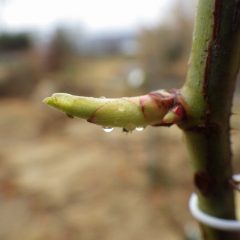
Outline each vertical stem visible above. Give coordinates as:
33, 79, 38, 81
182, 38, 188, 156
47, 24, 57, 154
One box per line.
181, 0, 240, 239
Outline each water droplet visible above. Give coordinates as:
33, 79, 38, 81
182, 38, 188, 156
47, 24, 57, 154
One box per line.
103, 127, 114, 133
136, 127, 144, 132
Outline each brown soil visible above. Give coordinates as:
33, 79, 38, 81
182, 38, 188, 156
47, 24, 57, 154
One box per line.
0, 98, 199, 240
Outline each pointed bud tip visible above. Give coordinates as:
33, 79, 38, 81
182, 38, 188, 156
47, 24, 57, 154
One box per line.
43, 96, 52, 105
43, 96, 60, 109
43, 93, 73, 106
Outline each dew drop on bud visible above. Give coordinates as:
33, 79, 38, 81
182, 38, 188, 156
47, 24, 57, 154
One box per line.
136, 127, 144, 132
103, 127, 114, 133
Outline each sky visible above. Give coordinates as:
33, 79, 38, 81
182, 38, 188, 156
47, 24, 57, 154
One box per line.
0, 0, 176, 33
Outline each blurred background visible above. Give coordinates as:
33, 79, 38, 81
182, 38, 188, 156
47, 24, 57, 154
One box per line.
0, 0, 240, 239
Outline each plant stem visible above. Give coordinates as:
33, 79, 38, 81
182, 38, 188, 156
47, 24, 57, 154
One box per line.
181, 0, 240, 239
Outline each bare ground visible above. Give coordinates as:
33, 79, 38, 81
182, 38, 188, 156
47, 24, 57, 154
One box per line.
0, 98, 200, 240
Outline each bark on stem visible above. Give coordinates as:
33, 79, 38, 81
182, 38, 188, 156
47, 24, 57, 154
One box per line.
181, 0, 240, 239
